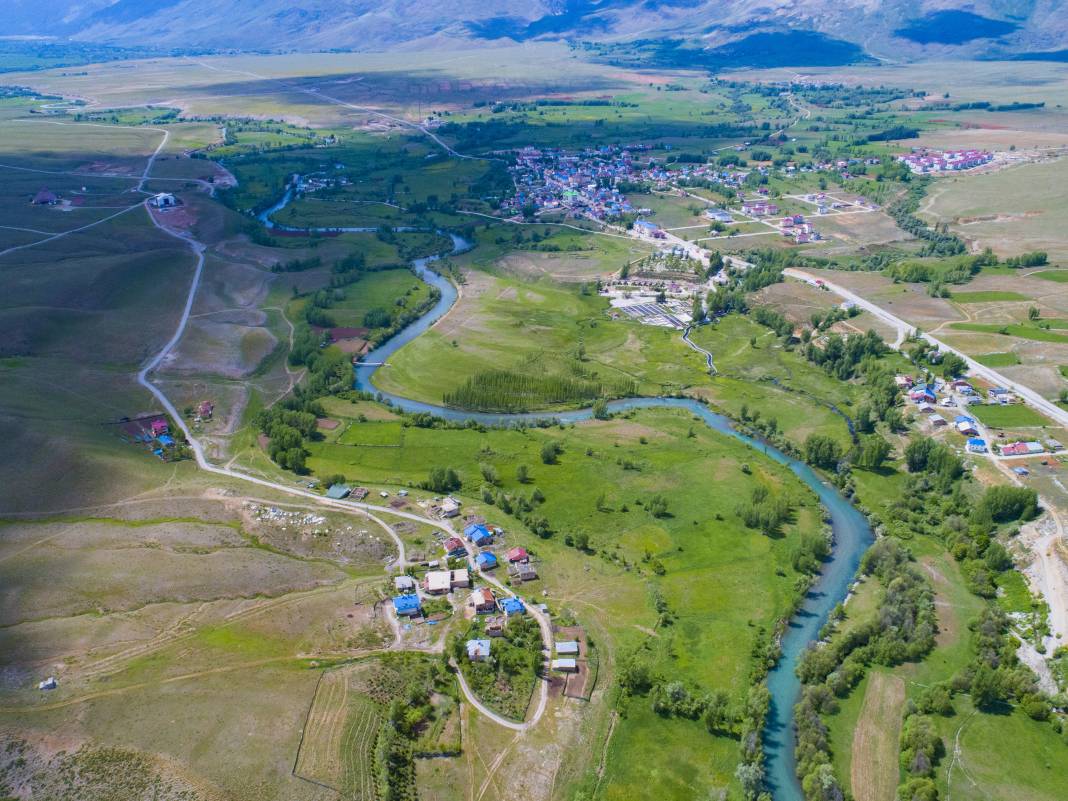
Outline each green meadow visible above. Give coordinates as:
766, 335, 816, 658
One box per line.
970, 404, 1051, 428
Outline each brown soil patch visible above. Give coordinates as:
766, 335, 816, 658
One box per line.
316, 418, 340, 430
850, 672, 906, 801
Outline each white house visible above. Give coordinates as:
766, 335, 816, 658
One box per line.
150, 192, 177, 208
424, 570, 451, 595
440, 497, 461, 518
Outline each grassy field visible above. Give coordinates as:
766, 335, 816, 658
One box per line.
305, 403, 823, 800
951, 290, 1031, 303
970, 404, 1051, 428
924, 157, 1068, 263
949, 322, 1068, 344
974, 352, 1021, 367
374, 268, 709, 405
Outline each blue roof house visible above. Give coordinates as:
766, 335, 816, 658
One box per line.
500, 597, 526, 616
393, 595, 422, 617
464, 523, 492, 546
475, 552, 498, 570
157, 435, 175, 446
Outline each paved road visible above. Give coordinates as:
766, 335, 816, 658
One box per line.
784, 267, 1068, 429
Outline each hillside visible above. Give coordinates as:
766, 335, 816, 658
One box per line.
4, 0, 1068, 64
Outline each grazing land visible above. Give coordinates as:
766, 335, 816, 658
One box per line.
0, 38, 1067, 801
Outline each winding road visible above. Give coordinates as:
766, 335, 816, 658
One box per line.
139, 200, 553, 732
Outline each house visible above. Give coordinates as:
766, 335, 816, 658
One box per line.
507, 547, 529, 563
485, 615, 507, 636
475, 552, 498, 571
424, 570, 452, 595
444, 537, 467, 557
704, 208, 734, 223
499, 597, 526, 616
555, 641, 580, 655
157, 434, 175, 447
967, 438, 988, 453
38, 677, 57, 690
392, 595, 422, 617
466, 639, 492, 661
988, 388, 1013, 404
471, 587, 496, 613
954, 416, 978, 436
325, 484, 351, 500
32, 188, 58, 205
909, 386, 936, 404
394, 575, 417, 593
929, 414, 947, 427
464, 523, 493, 546
440, 497, 462, 518
196, 400, 214, 420
150, 418, 169, 437
150, 192, 177, 208
512, 562, 538, 582
551, 658, 578, 672
450, 569, 470, 589
633, 220, 664, 238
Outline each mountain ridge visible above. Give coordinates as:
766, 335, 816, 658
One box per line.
4, 1, 1067, 64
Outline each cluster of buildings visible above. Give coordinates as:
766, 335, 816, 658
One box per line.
740, 200, 779, 217
779, 214, 822, 244
116, 414, 182, 460
499, 143, 753, 223
896, 148, 994, 174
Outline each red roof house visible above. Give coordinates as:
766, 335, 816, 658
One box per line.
507, 547, 529, 563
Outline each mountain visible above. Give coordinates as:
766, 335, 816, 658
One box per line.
5, 0, 1068, 64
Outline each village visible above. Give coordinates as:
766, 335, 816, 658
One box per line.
901, 372, 1065, 472
319, 483, 594, 697
492, 141, 899, 252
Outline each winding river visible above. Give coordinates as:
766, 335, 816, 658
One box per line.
347, 236, 875, 800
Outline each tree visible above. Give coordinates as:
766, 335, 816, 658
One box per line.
540, 441, 561, 465
804, 434, 842, 470
970, 663, 1000, 709
854, 435, 891, 470
735, 762, 765, 801
573, 531, 590, 551
647, 494, 669, 518
592, 398, 610, 420
424, 466, 461, 493
480, 463, 499, 486
896, 778, 938, 801
702, 689, 732, 734
941, 352, 967, 379
515, 464, 531, 484
322, 473, 346, 488
1029, 305, 1040, 321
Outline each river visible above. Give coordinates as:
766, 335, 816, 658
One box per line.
347, 234, 875, 799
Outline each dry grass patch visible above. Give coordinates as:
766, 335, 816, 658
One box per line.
850, 671, 905, 801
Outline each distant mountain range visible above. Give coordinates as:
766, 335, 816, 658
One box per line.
5, 0, 1068, 65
